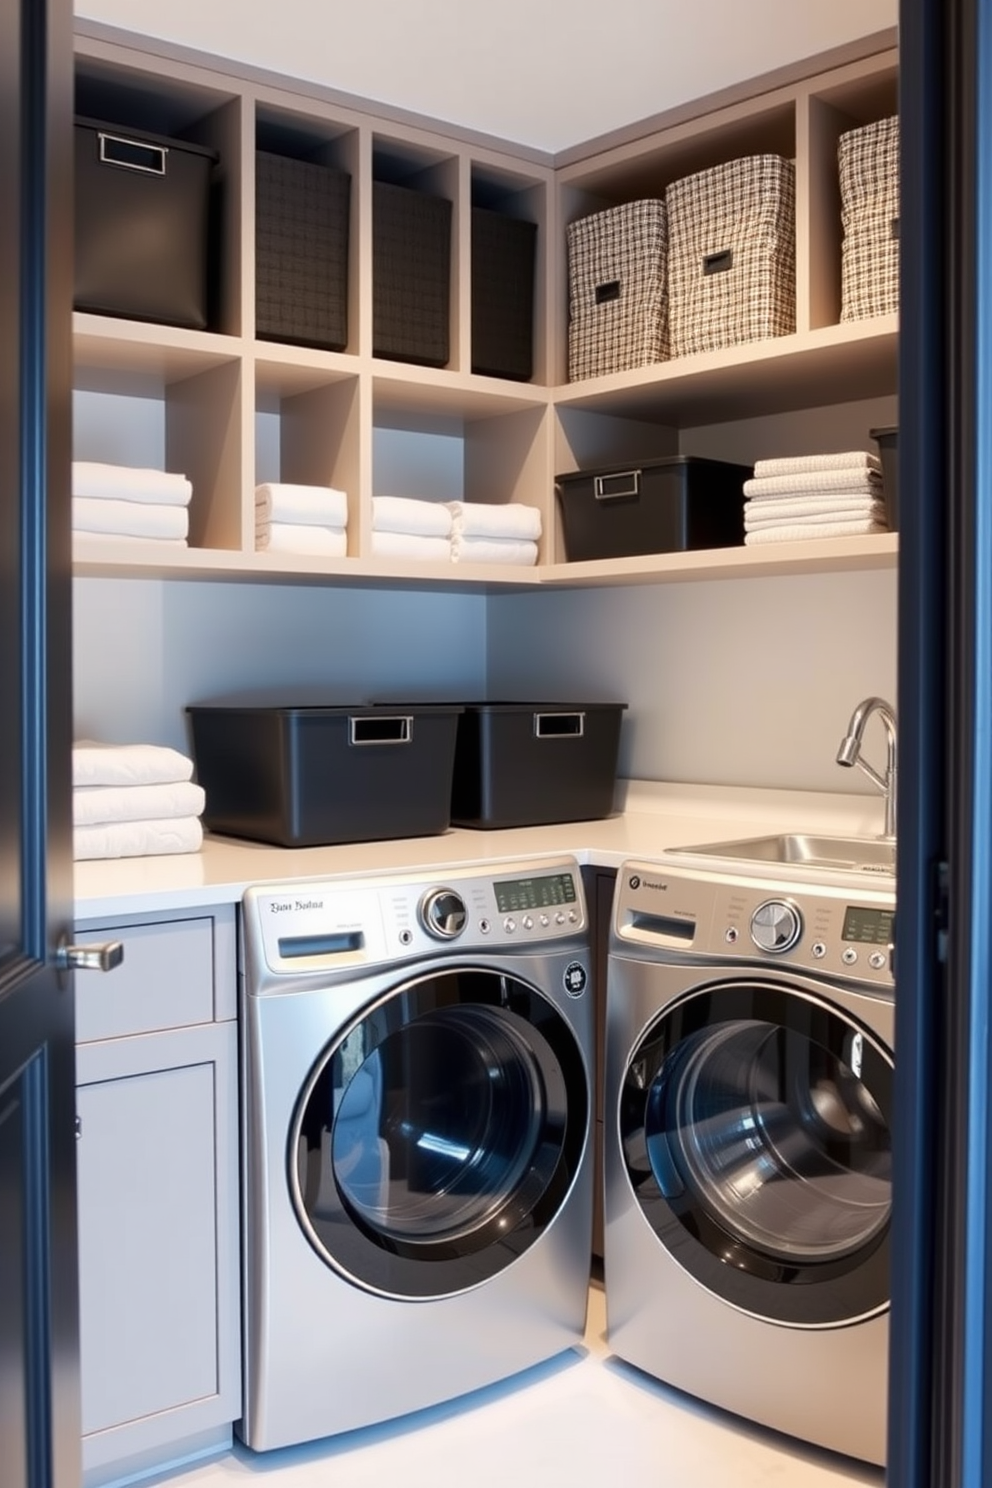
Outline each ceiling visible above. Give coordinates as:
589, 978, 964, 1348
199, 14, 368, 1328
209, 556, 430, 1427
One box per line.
74, 0, 897, 155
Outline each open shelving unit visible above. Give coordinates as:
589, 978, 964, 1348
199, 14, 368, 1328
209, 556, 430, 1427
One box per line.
71, 25, 899, 591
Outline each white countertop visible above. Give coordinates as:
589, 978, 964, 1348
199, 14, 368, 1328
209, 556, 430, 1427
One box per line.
73, 779, 889, 922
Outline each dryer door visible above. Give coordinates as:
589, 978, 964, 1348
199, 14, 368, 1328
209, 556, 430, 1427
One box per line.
620, 979, 892, 1327
290, 967, 588, 1298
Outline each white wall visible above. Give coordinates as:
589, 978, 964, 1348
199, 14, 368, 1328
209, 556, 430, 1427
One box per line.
73, 0, 898, 154
488, 569, 897, 794
73, 580, 489, 752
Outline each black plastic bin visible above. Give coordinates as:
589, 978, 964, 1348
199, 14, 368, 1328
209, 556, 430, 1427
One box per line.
255, 151, 350, 351
74, 117, 217, 329
870, 426, 898, 530
373, 180, 451, 366
555, 455, 750, 562
471, 207, 537, 380
187, 701, 462, 847
449, 702, 626, 829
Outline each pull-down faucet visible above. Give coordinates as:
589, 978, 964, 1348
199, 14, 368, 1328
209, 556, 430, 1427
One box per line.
835, 697, 898, 841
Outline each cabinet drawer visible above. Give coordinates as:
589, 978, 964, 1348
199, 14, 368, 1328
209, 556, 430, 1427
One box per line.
75, 917, 215, 1042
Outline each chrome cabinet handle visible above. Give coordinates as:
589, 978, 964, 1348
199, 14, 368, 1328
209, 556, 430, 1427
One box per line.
56, 938, 124, 973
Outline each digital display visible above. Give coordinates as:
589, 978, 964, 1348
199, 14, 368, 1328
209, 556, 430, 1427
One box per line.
494, 873, 577, 913
842, 906, 895, 946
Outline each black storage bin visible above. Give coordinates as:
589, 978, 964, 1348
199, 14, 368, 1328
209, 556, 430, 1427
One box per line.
255, 151, 350, 351
555, 455, 751, 562
74, 117, 216, 329
450, 702, 626, 829
870, 426, 899, 529
187, 701, 462, 847
373, 180, 451, 366
471, 207, 537, 380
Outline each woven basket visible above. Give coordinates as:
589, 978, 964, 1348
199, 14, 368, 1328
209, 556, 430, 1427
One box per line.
373, 181, 451, 367
566, 199, 668, 381
839, 116, 899, 322
471, 208, 537, 381
255, 152, 350, 351
666, 154, 795, 358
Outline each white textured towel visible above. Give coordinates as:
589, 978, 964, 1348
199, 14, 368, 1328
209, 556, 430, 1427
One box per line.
446, 501, 542, 540
71, 461, 192, 506
73, 498, 189, 540
450, 535, 539, 566
372, 496, 453, 537
254, 483, 348, 527
371, 531, 451, 561
744, 520, 890, 545
256, 524, 348, 557
73, 780, 206, 828
744, 470, 882, 499
745, 497, 888, 530
73, 742, 194, 789
753, 451, 882, 480
73, 816, 204, 861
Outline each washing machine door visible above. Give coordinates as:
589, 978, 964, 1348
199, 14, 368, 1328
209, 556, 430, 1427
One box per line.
619, 979, 892, 1327
290, 966, 588, 1298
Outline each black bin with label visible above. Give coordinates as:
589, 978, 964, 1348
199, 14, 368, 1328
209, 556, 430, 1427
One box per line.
449, 702, 626, 829
555, 455, 750, 561
187, 700, 462, 847
74, 117, 217, 329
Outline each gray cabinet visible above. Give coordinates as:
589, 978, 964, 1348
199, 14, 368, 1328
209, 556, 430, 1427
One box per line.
74, 906, 240, 1488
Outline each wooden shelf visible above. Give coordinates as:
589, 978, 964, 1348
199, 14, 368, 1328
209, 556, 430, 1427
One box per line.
552, 317, 898, 426
540, 532, 898, 588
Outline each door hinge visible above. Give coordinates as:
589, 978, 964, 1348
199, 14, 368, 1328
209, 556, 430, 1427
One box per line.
935, 860, 950, 964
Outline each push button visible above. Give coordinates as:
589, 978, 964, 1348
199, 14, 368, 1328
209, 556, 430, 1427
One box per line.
503, 917, 516, 933
868, 950, 887, 970
522, 915, 534, 930
842, 947, 858, 966
811, 942, 826, 959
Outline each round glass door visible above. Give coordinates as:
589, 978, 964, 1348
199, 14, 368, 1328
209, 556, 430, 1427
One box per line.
620, 980, 892, 1327
291, 967, 588, 1298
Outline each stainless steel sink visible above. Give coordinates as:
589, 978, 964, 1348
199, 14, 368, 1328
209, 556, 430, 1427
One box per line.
666, 832, 896, 875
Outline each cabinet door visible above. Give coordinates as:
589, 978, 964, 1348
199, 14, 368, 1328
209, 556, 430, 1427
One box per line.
75, 1021, 239, 1475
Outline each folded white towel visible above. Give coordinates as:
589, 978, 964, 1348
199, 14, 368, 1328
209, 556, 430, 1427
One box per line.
744, 519, 890, 545
445, 501, 542, 540
372, 496, 453, 537
73, 816, 204, 861
73, 741, 194, 789
450, 535, 539, 566
73, 532, 189, 548
71, 461, 192, 506
255, 523, 348, 557
73, 497, 189, 541
744, 497, 889, 530
254, 483, 348, 527
73, 780, 206, 828
753, 451, 882, 480
744, 470, 882, 499
371, 531, 451, 561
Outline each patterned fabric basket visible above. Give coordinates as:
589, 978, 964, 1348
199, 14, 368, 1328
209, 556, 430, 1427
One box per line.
255, 152, 350, 351
838, 115, 899, 322
566, 199, 668, 381
666, 154, 795, 358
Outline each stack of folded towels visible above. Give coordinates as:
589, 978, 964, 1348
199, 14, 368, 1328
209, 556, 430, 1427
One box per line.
743, 451, 888, 545
255, 483, 348, 557
72, 742, 206, 861
72, 461, 192, 546
371, 496, 453, 562
446, 501, 541, 566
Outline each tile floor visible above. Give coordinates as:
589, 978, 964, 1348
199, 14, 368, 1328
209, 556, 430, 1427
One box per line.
142, 1283, 886, 1488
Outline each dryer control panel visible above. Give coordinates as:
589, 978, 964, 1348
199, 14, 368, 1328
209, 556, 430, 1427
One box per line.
614, 859, 895, 991
243, 856, 587, 975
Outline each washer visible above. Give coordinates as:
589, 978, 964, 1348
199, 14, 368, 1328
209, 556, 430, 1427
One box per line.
604, 857, 895, 1466
238, 855, 593, 1452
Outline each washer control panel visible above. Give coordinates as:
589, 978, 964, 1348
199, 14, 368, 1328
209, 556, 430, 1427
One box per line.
245, 856, 587, 973
615, 859, 895, 990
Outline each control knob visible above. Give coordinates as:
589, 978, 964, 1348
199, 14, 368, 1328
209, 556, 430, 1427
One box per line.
750, 899, 802, 954
420, 888, 467, 940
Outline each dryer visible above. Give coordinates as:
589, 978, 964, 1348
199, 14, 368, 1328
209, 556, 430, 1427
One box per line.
604, 857, 894, 1466
239, 856, 593, 1452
